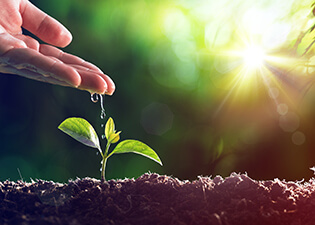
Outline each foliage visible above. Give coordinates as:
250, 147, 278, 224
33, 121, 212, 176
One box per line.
58, 117, 162, 181
2, 0, 315, 182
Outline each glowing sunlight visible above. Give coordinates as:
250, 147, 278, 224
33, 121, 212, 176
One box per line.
242, 45, 266, 69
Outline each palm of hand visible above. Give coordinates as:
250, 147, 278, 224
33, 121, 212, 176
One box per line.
0, 0, 115, 95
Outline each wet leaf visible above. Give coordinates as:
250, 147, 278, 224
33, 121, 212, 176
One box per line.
110, 140, 162, 165
105, 117, 115, 140
108, 131, 121, 144
58, 117, 100, 149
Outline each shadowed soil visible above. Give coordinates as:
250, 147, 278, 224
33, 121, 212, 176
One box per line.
1, 173, 315, 225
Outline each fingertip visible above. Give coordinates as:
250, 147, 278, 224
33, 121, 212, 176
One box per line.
57, 27, 72, 48
101, 74, 116, 96
44, 22, 72, 48
77, 71, 108, 94
105, 82, 115, 96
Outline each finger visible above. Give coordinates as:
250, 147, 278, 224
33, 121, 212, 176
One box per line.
65, 64, 115, 95
14, 34, 40, 51
20, 1, 72, 47
39, 44, 102, 73
0, 33, 27, 55
39, 44, 115, 94
97, 73, 115, 95
76, 70, 108, 94
3, 48, 81, 86
73, 66, 115, 95
80, 61, 104, 74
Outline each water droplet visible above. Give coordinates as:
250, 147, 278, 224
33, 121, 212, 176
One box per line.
91, 93, 99, 103
101, 134, 106, 140
99, 94, 106, 120
96, 152, 99, 156
101, 124, 104, 128
90, 93, 106, 119
100, 112, 106, 119
100, 167, 102, 172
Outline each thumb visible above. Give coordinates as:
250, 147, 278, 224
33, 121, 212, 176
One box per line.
20, 1, 72, 47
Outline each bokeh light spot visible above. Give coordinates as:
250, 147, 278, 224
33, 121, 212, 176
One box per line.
279, 112, 300, 132
163, 8, 191, 42
292, 131, 306, 145
277, 103, 289, 115
141, 102, 174, 136
268, 87, 280, 99
205, 21, 232, 48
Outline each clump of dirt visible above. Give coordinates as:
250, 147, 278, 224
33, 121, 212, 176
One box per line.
1, 173, 315, 225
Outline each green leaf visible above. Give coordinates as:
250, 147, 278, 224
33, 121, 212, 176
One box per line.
58, 117, 100, 149
110, 140, 162, 166
105, 117, 115, 140
108, 131, 121, 144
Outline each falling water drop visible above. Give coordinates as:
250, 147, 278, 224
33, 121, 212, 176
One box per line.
101, 124, 104, 128
91, 93, 99, 103
90, 93, 106, 120
96, 152, 99, 156
101, 112, 106, 120
101, 134, 106, 140
99, 94, 106, 119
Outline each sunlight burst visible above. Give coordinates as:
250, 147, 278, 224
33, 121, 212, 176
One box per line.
242, 46, 266, 69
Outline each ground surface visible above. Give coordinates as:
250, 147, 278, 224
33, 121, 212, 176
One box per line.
1, 173, 315, 225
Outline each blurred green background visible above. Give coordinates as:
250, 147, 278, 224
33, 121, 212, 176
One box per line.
1, 0, 315, 182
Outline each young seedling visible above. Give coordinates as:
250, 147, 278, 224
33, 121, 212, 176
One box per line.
58, 117, 162, 182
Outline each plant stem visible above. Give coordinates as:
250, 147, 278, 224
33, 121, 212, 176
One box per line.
105, 142, 110, 157
101, 156, 108, 183
101, 142, 111, 183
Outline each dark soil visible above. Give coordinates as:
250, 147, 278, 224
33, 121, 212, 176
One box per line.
1, 173, 315, 225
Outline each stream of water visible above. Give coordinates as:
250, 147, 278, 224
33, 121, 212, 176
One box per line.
90, 93, 106, 120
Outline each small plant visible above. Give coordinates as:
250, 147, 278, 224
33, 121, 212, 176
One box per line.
58, 117, 162, 182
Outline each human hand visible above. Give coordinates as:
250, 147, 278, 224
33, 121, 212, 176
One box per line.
0, 0, 115, 95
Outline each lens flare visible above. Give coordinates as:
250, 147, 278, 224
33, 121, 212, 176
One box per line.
242, 46, 265, 69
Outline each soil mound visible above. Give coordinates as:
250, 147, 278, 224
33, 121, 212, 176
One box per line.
1, 173, 315, 225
